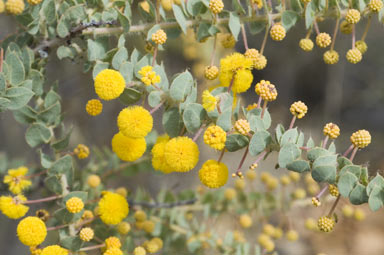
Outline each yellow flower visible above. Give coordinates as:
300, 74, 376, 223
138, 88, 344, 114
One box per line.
354, 208, 365, 221
151, 134, 173, 174
27, 0, 42, 5
104, 248, 123, 255
17, 216, 47, 247
66, 197, 84, 213
345, 9, 361, 24
152, 29, 167, 45
342, 205, 354, 217
293, 188, 306, 199
105, 236, 122, 249
355, 40, 368, 54
323, 50, 339, 65
219, 53, 254, 93
5, 0, 24, 15
79, 227, 94, 242
270, 24, 286, 41
286, 230, 299, 241
98, 192, 129, 225
117, 222, 131, 235
30, 246, 42, 255
86, 99, 103, 116
199, 160, 228, 188
254, 54, 267, 70
74, 144, 90, 159
224, 188, 236, 200
368, 0, 383, 12
204, 66, 219, 80
134, 246, 147, 255
87, 174, 101, 188
346, 48, 362, 64
112, 132, 147, 161
94, 69, 125, 101
82, 210, 94, 219
263, 224, 276, 236
305, 218, 317, 230
251, 0, 263, 8
203, 125, 226, 150
0, 195, 29, 219
299, 38, 314, 52
134, 210, 147, 222
139, 0, 150, 13
41, 245, 68, 255
239, 214, 252, 228
255, 80, 277, 101
0, 0, 4, 13
209, 0, 224, 14
138, 66, 161, 86
323, 123, 340, 139
117, 106, 153, 138
318, 216, 335, 232
115, 187, 128, 197
142, 220, 155, 233
290, 101, 308, 119
202, 90, 218, 112
350, 129, 371, 148
246, 103, 258, 111
220, 33, 236, 48
35, 209, 50, 222
164, 136, 200, 172
316, 33, 332, 48
234, 119, 250, 135
3, 166, 31, 194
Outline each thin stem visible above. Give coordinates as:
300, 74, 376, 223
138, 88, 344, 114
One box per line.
251, 150, 268, 166
47, 224, 69, 231
313, 19, 320, 35
316, 185, 328, 199
235, 146, 249, 175
23, 195, 62, 204
0, 48, 3, 73
352, 25, 356, 49
79, 244, 106, 252
227, 74, 235, 93
261, 100, 268, 119
257, 96, 262, 109
192, 124, 206, 142
210, 35, 218, 66
322, 136, 329, 148
152, 45, 158, 66
241, 24, 249, 50
305, 27, 312, 39
288, 116, 296, 129
361, 15, 372, 41
260, 24, 269, 54
26, 169, 48, 179
218, 149, 225, 163
327, 194, 341, 217
343, 144, 354, 157
349, 147, 358, 161
155, 0, 161, 24
330, 19, 340, 51
150, 101, 164, 114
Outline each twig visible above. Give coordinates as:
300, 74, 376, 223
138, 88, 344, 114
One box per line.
192, 124, 206, 142
218, 149, 225, 163
260, 24, 269, 54
241, 24, 249, 50
79, 244, 105, 252
210, 35, 217, 66
128, 198, 197, 208
23, 195, 62, 204
288, 116, 296, 129
321, 136, 329, 148
361, 15, 372, 41
150, 101, 164, 114
330, 19, 340, 51
327, 194, 340, 217
235, 146, 249, 175
343, 144, 354, 157
352, 25, 356, 49
313, 19, 320, 35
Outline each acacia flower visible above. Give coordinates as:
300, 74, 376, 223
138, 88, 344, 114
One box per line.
3, 166, 32, 195
199, 160, 229, 188
17, 216, 47, 247
98, 192, 129, 225
138, 65, 161, 86
202, 90, 218, 112
0, 195, 29, 219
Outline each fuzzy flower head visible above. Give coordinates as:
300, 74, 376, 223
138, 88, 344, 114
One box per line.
350, 129, 371, 148
0, 0, 4, 13
270, 23, 286, 41
239, 214, 252, 228
0, 195, 29, 219
134, 246, 147, 255
5, 0, 25, 15
79, 227, 94, 242
355, 40, 368, 54
299, 38, 314, 52
105, 236, 122, 249
94, 69, 125, 101
323, 123, 340, 139
202, 90, 218, 112
290, 101, 308, 119
219, 53, 254, 93
104, 248, 123, 255
234, 119, 251, 136
3, 166, 31, 194
203, 125, 226, 150
112, 132, 147, 161
316, 33, 332, 48
41, 245, 68, 255
138, 65, 161, 86
255, 80, 278, 101
86, 99, 103, 116
98, 192, 129, 225
346, 48, 362, 64
318, 216, 335, 232
27, 0, 43, 5
152, 29, 167, 45
244, 48, 259, 61
246, 103, 258, 111
117, 106, 153, 138
368, 0, 383, 12
220, 33, 236, 48
254, 54, 267, 70
323, 50, 339, 65
74, 144, 90, 159
151, 134, 173, 174
117, 222, 131, 235
204, 66, 219, 80
346, 9, 361, 24
164, 136, 200, 172
209, 0, 224, 14
199, 160, 228, 188
340, 20, 353, 34
17, 216, 47, 247
66, 197, 84, 213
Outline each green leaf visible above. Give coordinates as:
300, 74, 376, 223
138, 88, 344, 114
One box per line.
102, 8, 118, 22
249, 130, 271, 156
349, 183, 368, 205
286, 159, 310, 173
148, 90, 162, 108
280, 128, 298, 146
25, 123, 52, 147
305, 2, 315, 29
119, 61, 134, 83
57, 5, 86, 38
87, 39, 107, 62
0, 73, 6, 93
5, 52, 25, 85
61, 236, 83, 251
92, 62, 109, 78
170, 71, 194, 101
182, 103, 206, 133
119, 88, 142, 105
51, 128, 72, 151
225, 134, 249, 152
312, 165, 337, 183
173, 5, 187, 34
45, 176, 63, 194
118, 10, 130, 33
367, 173, 384, 195
38, 102, 61, 125
49, 155, 73, 175
29, 69, 44, 96
64, 191, 88, 202
278, 143, 301, 168
153, 65, 169, 90
337, 156, 352, 170
281, 11, 299, 31
338, 172, 358, 197
291, 0, 303, 12
186, 0, 207, 16
275, 124, 285, 143
196, 22, 220, 42
339, 165, 361, 178
307, 147, 330, 161
216, 108, 232, 132
112, 47, 128, 70
162, 107, 184, 137
57, 46, 76, 60
249, 21, 266, 35
13, 106, 37, 124
42, 0, 57, 24
368, 186, 384, 211
229, 12, 241, 40
247, 108, 271, 131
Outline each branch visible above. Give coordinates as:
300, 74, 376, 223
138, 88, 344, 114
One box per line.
128, 198, 197, 208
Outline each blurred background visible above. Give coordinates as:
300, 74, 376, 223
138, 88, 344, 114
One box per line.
1, 8, 384, 255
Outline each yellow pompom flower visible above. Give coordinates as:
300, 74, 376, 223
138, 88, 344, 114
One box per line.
246, 170, 257, 180
255, 80, 278, 101
251, 0, 263, 8
151, 237, 163, 250
209, 0, 224, 14
293, 188, 306, 199
220, 33, 236, 48
368, 0, 383, 12
152, 29, 167, 45
311, 197, 321, 207
79, 227, 94, 242
355, 40, 368, 54
139, 0, 150, 13
323, 123, 340, 139
239, 214, 253, 228
290, 101, 308, 119
94, 69, 125, 101
199, 160, 228, 188
105, 236, 122, 249
5, 0, 24, 15
244, 48, 259, 61
340, 20, 353, 34
27, 0, 42, 5
134, 210, 147, 222
305, 218, 317, 230
3, 166, 31, 194
286, 230, 299, 241
342, 205, 354, 217
204, 65, 219, 80
99, 192, 129, 225
117, 106, 153, 138
354, 208, 365, 221
254, 54, 267, 70
82, 210, 94, 220
0, 0, 4, 13
316, 33, 332, 48
86, 99, 103, 116
112, 132, 146, 161
350, 129, 371, 148
104, 248, 123, 255
74, 144, 90, 159
134, 246, 147, 255
0, 195, 29, 219
270, 24, 286, 41
117, 222, 131, 235
151, 134, 173, 174
346, 48, 362, 64
17, 216, 47, 247
280, 175, 291, 185
224, 188, 236, 200
318, 216, 335, 232
266, 177, 278, 190
203, 125, 226, 150
346, 9, 361, 24
115, 187, 128, 197
87, 174, 101, 188
41, 245, 68, 255
289, 172, 300, 182
138, 65, 161, 86
219, 53, 254, 93
161, 0, 172, 11
323, 50, 339, 65
234, 119, 251, 136
142, 220, 155, 233
66, 197, 84, 213
30, 246, 42, 255
299, 38, 314, 51
202, 90, 218, 112
235, 178, 245, 190
246, 103, 258, 111
164, 136, 199, 172
263, 224, 276, 236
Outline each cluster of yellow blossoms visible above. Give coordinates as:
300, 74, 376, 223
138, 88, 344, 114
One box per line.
0, 0, 42, 15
